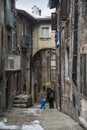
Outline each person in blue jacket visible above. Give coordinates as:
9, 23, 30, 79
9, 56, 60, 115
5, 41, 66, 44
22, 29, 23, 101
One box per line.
40, 98, 46, 109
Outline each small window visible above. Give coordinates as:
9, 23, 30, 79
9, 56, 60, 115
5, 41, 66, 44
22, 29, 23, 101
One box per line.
73, 94, 76, 107
51, 60, 56, 70
23, 21, 26, 35
65, 47, 69, 77
80, 54, 87, 97
7, 35, 11, 54
19, 23, 22, 33
12, 31, 16, 50
40, 26, 51, 38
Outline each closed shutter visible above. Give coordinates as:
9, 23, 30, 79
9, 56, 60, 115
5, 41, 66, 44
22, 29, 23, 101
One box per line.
60, 0, 67, 21
51, 13, 57, 30
80, 54, 87, 97
48, 0, 59, 9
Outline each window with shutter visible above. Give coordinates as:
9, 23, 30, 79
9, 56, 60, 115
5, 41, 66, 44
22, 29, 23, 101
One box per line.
60, 0, 67, 21
51, 13, 57, 30
80, 54, 87, 97
48, 0, 59, 9
40, 26, 51, 38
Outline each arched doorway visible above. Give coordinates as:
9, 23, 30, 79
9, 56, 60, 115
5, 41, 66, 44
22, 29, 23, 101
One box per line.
32, 48, 56, 102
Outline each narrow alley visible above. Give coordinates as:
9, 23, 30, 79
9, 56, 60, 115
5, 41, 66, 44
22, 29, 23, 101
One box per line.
0, 0, 87, 130
0, 104, 84, 130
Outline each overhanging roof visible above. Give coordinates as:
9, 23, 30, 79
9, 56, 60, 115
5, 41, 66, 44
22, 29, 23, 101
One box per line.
16, 9, 35, 22
48, 0, 59, 9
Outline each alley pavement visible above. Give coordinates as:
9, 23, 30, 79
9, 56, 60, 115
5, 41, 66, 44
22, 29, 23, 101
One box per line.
0, 103, 85, 130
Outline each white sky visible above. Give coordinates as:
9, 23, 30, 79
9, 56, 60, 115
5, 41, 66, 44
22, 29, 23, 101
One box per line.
16, 0, 55, 16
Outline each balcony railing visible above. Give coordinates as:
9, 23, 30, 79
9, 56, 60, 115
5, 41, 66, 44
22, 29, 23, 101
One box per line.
5, 55, 21, 71
21, 35, 30, 48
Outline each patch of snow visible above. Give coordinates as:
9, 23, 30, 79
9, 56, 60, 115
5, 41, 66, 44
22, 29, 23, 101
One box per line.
3, 117, 7, 123
0, 121, 19, 129
16, 94, 29, 98
21, 120, 44, 130
0, 120, 44, 130
23, 108, 42, 116
32, 120, 40, 124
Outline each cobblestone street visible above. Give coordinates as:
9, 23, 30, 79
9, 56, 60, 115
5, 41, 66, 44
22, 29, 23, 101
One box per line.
0, 104, 85, 130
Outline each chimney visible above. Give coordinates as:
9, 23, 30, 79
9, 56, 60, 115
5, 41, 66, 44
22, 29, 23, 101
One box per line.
39, 9, 41, 16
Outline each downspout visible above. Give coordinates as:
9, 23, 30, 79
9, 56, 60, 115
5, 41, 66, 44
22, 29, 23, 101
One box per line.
30, 26, 33, 95
72, 0, 78, 85
59, 25, 62, 111
57, 9, 62, 111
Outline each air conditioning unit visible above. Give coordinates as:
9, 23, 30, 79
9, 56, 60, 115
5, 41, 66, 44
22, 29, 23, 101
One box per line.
5, 55, 21, 70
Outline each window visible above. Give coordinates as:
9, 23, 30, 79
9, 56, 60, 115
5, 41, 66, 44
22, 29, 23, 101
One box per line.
51, 13, 57, 30
19, 23, 22, 33
40, 26, 51, 38
7, 35, 11, 54
65, 47, 69, 77
82, 1, 87, 21
80, 54, 87, 97
73, 94, 76, 107
51, 60, 56, 70
23, 21, 26, 35
12, 31, 16, 50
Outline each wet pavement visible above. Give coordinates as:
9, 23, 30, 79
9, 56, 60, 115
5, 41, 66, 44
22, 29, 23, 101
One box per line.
0, 104, 85, 130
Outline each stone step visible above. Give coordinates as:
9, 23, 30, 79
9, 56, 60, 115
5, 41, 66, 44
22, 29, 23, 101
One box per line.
13, 94, 32, 108
13, 103, 27, 108
13, 99, 28, 104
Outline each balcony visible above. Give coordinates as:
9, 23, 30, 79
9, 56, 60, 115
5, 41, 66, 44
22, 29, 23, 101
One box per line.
5, 9, 14, 28
5, 55, 21, 71
21, 35, 30, 48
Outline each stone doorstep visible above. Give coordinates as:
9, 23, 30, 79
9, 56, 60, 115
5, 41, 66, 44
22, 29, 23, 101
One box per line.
13, 94, 32, 108
13, 99, 28, 104
12, 103, 27, 108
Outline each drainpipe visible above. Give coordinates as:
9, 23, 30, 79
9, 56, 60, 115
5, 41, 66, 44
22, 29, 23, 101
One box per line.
30, 26, 33, 95
59, 25, 61, 111
57, 10, 62, 111
30, 54, 32, 95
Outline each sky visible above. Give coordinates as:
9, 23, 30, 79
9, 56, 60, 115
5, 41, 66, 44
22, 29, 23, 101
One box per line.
16, 0, 55, 17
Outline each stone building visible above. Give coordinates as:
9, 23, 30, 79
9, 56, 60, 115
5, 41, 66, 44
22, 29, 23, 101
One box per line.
0, 0, 19, 109
0, 0, 5, 110
16, 9, 35, 96
48, 0, 87, 128
32, 17, 56, 103
0, 0, 56, 109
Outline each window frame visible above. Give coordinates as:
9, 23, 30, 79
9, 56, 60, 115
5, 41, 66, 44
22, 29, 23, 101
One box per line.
40, 25, 51, 39
80, 53, 87, 97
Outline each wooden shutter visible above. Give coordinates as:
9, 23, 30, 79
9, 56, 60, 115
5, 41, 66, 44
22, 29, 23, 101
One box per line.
60, 0, 67, 21
80, 54, 87, 97
51, 13, 57, 30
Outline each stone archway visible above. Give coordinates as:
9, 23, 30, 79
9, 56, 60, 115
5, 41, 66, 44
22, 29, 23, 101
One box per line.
32, 48, 56, 102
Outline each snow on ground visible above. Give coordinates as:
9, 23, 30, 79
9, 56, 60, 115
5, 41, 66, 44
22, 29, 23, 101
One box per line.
0, 120, 44, 130
23, 107, 42, 116
0, 121, 19, 129
0, 106, 44, 130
